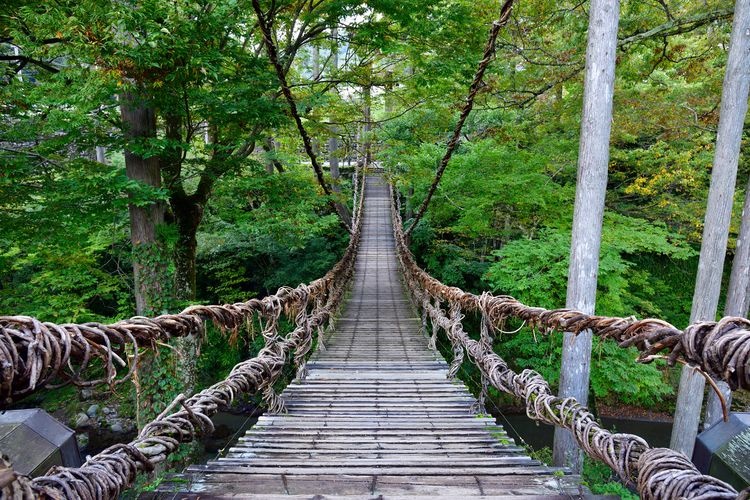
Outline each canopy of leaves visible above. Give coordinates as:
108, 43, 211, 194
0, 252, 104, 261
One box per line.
1, 0, 747, 426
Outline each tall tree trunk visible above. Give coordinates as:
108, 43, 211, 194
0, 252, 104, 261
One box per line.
552, 0, 619, 472
171, 195, 201, 401
327, 27, 351, 228
120, 92, 166, 316
706, 175, 750, 427
724, 177, 750, 319
328, 27, 341, 183
162, 112, 199, 426
311, 45, 321, 156
363, 68, 372, 166
120, 92, 170, 430
384, 70, 394, 116
328, 135, 342, 186
327, 135, 351, 227
671, 0, 750, 456
95, 146, 107, 164
262, 136, 284, 173
312, 46, 320, 78
162, 112, 196, 302
173, 200, 202, 301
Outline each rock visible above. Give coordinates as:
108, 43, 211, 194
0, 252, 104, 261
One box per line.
86, 404, 99, 418
103, 406, 115, 416
76, 432, 89, 450
80, 389, 94, 400
110, 422, 124, 433
74, 413, 90, 428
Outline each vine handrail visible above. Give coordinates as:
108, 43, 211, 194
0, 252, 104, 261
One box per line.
0, 177, 366, 499
390, 182, 747, 500
0, 173, 368, 408
400, 200, 750, 392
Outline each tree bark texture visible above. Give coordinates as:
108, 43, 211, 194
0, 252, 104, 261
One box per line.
160, 113, 201, 409
552, 0, 620, 473
120, 92, 173, 430
326, 27, 352, 228
119, 92, 166, 316
95, 146, 107, 164
262, 136, 284, 173
363, 81, 372, 166
671, 0, 750, 455
725, 176, 750, 319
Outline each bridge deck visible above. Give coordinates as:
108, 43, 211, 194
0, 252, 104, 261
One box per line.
152, 175, 584, 498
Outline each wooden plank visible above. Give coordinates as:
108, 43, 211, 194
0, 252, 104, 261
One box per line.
186, 465, 559, 476
238, 436, 508, 444
242, 429, 510, 436
211, 459, 541, 468
226, 449, 522, 457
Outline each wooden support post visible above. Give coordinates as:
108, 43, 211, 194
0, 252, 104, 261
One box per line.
706, 176, 750, 427
672, 0, 750, 452
552, 0, 620, 473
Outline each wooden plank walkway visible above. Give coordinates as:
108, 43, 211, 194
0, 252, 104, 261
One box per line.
151, 175, 587, 498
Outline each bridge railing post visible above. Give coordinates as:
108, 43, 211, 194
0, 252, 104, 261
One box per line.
446, 303, 465, 379
474, 306, 494, 415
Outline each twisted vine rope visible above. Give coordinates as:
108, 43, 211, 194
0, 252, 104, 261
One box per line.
397, 187, 750, 391
390, 183, 746, 499
0, 177, 365, 499
0, 179, 367, 407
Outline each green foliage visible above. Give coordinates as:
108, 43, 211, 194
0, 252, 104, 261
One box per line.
197, 164, 348, 302
1, 0, 743, 466
135, 346, 185, 426
528, 445, 553, 465
582, 457, 639, 500
0, 155, 135, 321
195, 326, 247, 389
486, 213, 694, 316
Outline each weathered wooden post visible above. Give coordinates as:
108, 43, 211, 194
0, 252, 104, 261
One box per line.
552, 0, 620, 472
671, 0, 750, 455
705, 177, 750, 427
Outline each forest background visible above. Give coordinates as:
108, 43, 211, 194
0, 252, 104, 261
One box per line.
1, 0, 747, 494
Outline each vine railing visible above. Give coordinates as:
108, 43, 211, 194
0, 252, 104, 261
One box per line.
0, 170, 369, 408
0, 173, 366, 499
390, 183, 748, 500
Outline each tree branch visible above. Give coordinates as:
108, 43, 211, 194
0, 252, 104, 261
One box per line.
618, 8, 733, 47
0, 54, 59, 74
404, 0, 515, 237
252, 0, 352, 231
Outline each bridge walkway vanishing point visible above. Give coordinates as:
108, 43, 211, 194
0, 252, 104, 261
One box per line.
152, 175, 586, 499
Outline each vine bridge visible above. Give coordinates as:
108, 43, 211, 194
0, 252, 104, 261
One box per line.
1, 172, 749, 499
